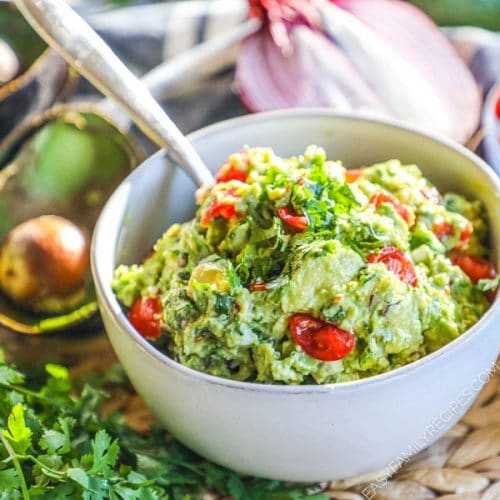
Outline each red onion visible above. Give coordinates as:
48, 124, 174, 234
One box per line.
482, 83, 500, 174
236, 0, 480, 144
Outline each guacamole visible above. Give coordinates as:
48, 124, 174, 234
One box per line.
113, 146, 497, 384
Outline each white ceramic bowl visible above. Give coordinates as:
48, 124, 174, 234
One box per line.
92, 110, 500, 483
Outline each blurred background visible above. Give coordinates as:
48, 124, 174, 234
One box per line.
2, 0, 500, 147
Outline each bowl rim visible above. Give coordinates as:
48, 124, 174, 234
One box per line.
92, 108, 500, 394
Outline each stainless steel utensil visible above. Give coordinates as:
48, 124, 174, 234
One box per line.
0, 16, 257, 335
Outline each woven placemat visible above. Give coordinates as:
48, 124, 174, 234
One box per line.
324, 366, 500, 499
2, 331, 499, 499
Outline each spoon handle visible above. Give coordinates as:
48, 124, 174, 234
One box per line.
14, 0, 214, 186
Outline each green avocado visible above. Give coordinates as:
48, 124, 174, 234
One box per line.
113, 146, 495, 384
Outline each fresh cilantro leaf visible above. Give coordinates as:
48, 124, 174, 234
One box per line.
0, 469, 20, 491
227, 474, 250, 499
303, 199, 335, 231
39, 416, 74, 455
214, 294, 233, 316
45, 364, 69, 380
42, 364, 71, 398
328, 181, 359, 215
0, 353, 324, 499
323, 305, 346, 323
3, 404, 32, 454
225, 263, 241, 290
67, 467, 90, 488
0, 366, 24, 386
39, 428, 68, 455
88, 430, 119, 475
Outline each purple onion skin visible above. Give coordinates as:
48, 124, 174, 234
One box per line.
482, 84, 500, 174
236, 0, 481, 144
237, 27, 388, 113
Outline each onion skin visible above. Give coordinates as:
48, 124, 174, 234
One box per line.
237, 27, 388, 113
236, 0, 480, 144
0, 215, 89, 306
328, 0, 481, 144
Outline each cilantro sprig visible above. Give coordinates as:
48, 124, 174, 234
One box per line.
0, 352, 325, 499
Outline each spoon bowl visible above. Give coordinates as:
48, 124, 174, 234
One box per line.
0, 104, 139, 334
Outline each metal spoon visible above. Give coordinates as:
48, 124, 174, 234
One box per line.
0, 17, 258, 336
14, 0, 214, 186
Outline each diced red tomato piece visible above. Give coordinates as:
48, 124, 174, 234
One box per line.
368, 247, 418, 287
288, 313, 355, 362
215, 162, 248, 183
459, 224, 473, 245
128, 296, 162, 340
201, 201, 237, 226
250, 281, 267, 291
215, 151, 249, 183
201, 188, 240, 227
369, 193, 410, 224
450, 253, 497, 284
433, 222, 455, 239
496, 95, 500, 120
345, 168, 364, 183
277, 207, 308, 231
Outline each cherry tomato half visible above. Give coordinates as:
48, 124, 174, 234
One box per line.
369, 193, 410, 224
368, 247, 418, 287
450, 253, 497, 284
128, 296, 162, 340
345, 168, 364, 183
277, 207, 308, 231
288, 313, 355, 362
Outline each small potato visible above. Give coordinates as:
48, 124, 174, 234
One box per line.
0, 215, 89, 305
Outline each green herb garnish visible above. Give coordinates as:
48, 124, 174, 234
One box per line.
0, 352, 325, 498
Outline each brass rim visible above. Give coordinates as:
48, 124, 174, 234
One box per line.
0, 101, 145, 166
0, 103, 143, 335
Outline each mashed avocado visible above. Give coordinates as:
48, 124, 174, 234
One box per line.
113, 146, 496, 384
